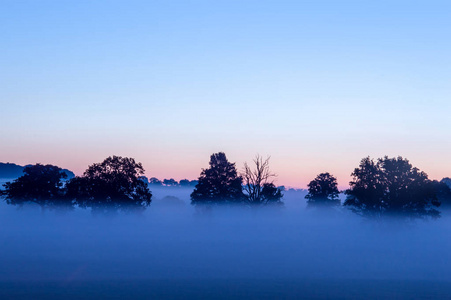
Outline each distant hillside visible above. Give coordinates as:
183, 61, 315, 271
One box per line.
0, 162, 75, 179
0, 163, 24, 179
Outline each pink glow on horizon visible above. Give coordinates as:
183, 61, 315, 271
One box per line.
2, 151, 449, 191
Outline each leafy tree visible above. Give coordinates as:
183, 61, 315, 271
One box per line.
441, 177, 451, 189
343, 157, 385, 214
149, 177, 163, 186
139, 176, 149, 184
66, 156, 152, 211
344, 156, 440, 218
179, 179, 190, 187
261, 183, 283, 204
191, 152, 244, 204
242, 155, 283, 205
431, 179, 451, 208
163, 178, 178, 186
179, 179, 198, 187
2, 164, 70, 208
305, 172, 340, 206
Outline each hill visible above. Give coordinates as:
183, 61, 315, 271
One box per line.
0, 162, 75, 179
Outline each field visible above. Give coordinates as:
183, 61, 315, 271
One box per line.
1, 187, 451, 298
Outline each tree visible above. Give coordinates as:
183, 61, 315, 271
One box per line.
149, 177, 163, 186
179, 179, 199, 187
2, 164, 70, 208
179, 179, 191, 187
261, 183, 283, 204
242, 155, 283, 205
431, 179, 451, 208
344, 156, 440, 218
163, 178, 178, 186
66, 156, 152, 211
139, 176, 149, 185
305, 172, 340, 206
343, 157, 385, 215
441, 177, 451, 189
190, 152, 244, 204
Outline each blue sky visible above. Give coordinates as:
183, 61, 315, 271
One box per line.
1, 0, 450, 187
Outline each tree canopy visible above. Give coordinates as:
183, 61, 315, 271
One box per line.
344, 156, 440, 218
242, 155, 283, 205
163, 178, 178, 186
305, 172, 340, 207
66, 156, 152, 211
260, 183, 283, 204
149, 177, 163, 186
190, 152, 244, 204
441, 177, 451, 189
2, 164, 70, 208
431, 179, 451, 208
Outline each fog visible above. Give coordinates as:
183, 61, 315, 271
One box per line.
2, 188, 451, 298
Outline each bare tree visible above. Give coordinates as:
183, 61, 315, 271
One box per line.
242, 155, 283, 205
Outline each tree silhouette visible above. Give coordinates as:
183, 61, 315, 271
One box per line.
242, 155, 283, 205
305, 172, 340, 207
431, 179, 451, 208
139, 176, 149, 184
442, 177, 451, 189
149, 177, 163, 186
179, 179, 189, 186
2, 164, 71, 208
179, 179, 198, 187
191, 152, 244, 204
261, 183, 283, 204
344, 156, 440, 218
163, 178, 178, 186
66, 156, 152, 212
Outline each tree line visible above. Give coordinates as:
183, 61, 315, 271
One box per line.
1, 153, 451, 218
1, 156, 151, 213
306, 157, 451, 219
144, 177, 198, 187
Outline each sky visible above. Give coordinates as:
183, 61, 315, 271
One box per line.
1, 0, 451, 188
